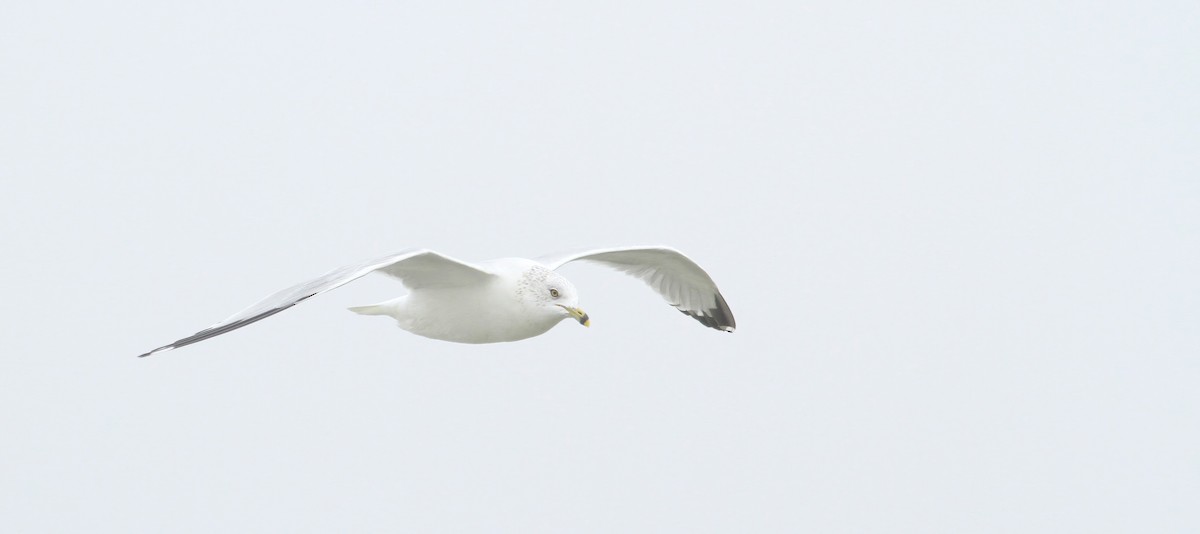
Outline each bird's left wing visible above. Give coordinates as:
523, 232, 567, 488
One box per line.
537, 246, 736, 332
138, 249, 493, 357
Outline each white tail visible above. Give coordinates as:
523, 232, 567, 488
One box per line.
348, 303, 392, 316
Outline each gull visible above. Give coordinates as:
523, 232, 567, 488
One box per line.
138, 246, 736, 357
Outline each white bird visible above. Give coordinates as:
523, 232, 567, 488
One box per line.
138, 246, 736, 357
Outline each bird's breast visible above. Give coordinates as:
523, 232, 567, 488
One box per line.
396, 286, 558, 344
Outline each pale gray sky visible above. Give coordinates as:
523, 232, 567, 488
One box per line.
1, 1, 1197, 532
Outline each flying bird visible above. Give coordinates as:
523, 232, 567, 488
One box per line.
138, 246, 736, 357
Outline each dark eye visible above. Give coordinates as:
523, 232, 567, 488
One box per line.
549, 288, 560, 298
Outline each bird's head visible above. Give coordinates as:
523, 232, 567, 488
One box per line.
516, 266, 589, 327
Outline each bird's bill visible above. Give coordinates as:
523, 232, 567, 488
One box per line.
560, 305, 590, 327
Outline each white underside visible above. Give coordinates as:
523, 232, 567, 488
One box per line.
349, 284, 565, 344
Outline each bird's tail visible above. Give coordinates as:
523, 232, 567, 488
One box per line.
348, 296, 405, 317
348, 303, 391, 316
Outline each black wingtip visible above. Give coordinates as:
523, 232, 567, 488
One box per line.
137, 341, 179, 358
678, 291, 736, 333
137, 346, 168, 358
134, 303, 298, 360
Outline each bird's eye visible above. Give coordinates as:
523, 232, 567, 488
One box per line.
549, 288, 560, 298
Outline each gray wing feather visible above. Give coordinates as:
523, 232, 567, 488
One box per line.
537, 246, 736, 333
138, 249, 493, 357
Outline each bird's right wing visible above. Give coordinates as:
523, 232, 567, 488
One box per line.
138, 249, 493, 357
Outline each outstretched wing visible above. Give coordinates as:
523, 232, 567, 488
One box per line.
537, 246, 736, 332
138, 249, 494, 357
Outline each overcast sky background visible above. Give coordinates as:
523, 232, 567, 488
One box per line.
1, 1, 1197, 532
